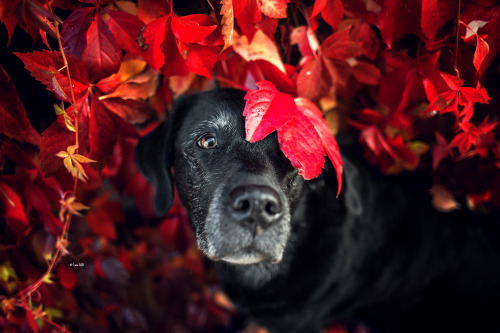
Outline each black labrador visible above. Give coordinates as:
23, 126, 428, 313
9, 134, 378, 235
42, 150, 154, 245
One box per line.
136, 88, 500, 333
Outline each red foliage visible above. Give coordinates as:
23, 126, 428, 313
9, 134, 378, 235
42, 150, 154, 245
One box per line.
0, 0, 499, 332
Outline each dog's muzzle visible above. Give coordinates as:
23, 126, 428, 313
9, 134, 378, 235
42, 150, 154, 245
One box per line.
202, 180, 291, 265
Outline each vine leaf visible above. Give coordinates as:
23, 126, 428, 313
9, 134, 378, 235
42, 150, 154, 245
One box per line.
243, 81, 343, 193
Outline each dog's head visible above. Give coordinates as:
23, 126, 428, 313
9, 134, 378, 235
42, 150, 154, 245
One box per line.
137, 89, 306, 266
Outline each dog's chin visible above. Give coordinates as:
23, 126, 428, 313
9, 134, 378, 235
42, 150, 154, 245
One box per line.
207, 250, 283, 265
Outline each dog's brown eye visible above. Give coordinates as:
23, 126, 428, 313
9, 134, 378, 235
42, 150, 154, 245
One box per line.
198, 134, 217, 149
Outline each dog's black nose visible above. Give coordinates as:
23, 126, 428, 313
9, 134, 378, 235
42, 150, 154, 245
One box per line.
229, 185, 283, 227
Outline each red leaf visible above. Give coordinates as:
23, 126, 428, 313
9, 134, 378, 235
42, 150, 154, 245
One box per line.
473, 34, 490, 73
171, 14, 217, 44
61, 7, 95, 58
180, 43, 219, 79
162, 17, 190, 77
86, 194, 125, 239
244, 81, 343, 186
252, 60, 297, 96
57, 264, 78, 291
421, 0, 457, 40
0, 181, 30, 242
432, 132, 449, 169
295, 98, 343, 194
379, 0, 421, 47
0, 66, 41, 146
99, 98, 154, 123
137, 0, 171, 24
0, 0, 60, 44
321, 27, 362, 60
460, 21, 491, 74
0, 0, 22, 44
82, 14, 122, 81
14, 50, 90, 101
278, 114, 325, 179
310, 0, 343, 31
105, 9, 145, 55
233, 0, 261, 41
89, 97, 118, 164
258, 0, 289, 19
24, 184, 63, 236
243, 81, 295, 142
296, 57, 331, 101
350, 60, 381, 85
140, 16, 169, 70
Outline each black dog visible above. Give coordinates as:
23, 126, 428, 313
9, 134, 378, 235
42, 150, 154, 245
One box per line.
137, 88, 500, 333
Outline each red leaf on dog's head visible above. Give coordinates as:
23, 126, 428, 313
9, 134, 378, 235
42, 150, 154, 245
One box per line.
295, 98, 343, 194
243, 81, 294, 142
258, 0, 289, 19
0, 66, 41, 146
82, 14, 122, 81
244, 81, 343, 190
278, 114, 325, 179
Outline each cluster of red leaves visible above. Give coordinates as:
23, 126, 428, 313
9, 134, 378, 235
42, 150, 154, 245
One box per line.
0, 0, 499, 332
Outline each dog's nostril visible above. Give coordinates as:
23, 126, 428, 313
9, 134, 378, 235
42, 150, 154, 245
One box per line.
234, 198, 250, 212
265, 202, 277, 215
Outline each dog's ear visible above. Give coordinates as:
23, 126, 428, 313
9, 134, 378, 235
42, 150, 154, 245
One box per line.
323, 148, 363, 216
341, 157, 363, 216
136, 121, 174, 216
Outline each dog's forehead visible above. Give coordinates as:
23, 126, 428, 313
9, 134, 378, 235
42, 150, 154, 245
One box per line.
180, 96, 244, 133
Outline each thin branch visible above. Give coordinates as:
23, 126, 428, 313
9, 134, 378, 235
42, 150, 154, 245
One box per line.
454, 0, 462, 77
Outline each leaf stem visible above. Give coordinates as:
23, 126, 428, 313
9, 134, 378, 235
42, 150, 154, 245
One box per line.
454, 0, 461, 77
12, 3, 84, 332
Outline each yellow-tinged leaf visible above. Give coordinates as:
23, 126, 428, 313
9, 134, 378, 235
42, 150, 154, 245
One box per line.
220, 0, 234, 52
42, 273, 54, 284
119, 58, 147, 82
63, 156, 73, 174
56, 151, 69, 158
71, 159, 88, 180
45, 307, 63, 320
232, 29, 286, 73
54, 103, 65, 115
50, 76, 69, 101
0, 262, 17, 282
67, 144, 78, 155
66, 196, 90, 216
72, 154, 96, 164
63, 113, 76, 132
